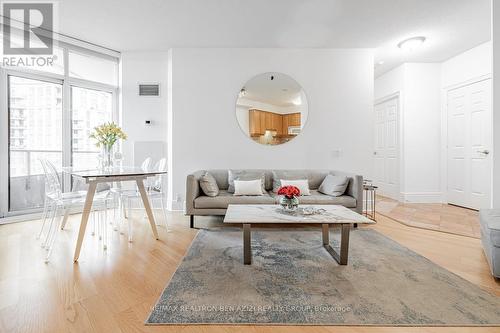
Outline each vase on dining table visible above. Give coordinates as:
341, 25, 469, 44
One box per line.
90, 122, 127, 171
101, 144, 114, 170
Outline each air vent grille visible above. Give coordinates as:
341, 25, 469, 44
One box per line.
139, 84, 160, 96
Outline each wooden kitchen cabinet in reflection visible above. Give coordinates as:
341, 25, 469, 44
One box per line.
249, 109, 301, 137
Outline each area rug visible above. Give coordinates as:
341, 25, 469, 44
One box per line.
147, 228, 500, 326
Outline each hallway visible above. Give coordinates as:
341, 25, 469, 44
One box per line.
376, 196, 480, 238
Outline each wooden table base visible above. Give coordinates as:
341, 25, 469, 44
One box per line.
241, 223, 352, 265
322, 223, 350, 265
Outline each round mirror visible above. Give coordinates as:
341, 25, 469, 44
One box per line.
235, 72, 308, 145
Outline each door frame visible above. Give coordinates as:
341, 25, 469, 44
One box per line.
441, 74, 492, 208
373, 92, 402, 201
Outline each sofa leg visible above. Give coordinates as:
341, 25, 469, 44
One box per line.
190, 215, 194, 229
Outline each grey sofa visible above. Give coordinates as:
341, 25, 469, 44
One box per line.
186, 169, 363, 228
479, 210, 500, 278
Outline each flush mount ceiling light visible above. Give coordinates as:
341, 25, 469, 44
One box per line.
292, 96, 302, 106
397, 36, 426, 51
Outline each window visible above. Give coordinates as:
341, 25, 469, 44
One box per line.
71, 86, 113, 170
0, 42, 65, 75
69, 51, 118, 86
8, 76, 63, 211
1, 45, 119, 216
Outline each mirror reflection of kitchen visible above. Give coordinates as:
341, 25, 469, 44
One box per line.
236, 72, 308, 145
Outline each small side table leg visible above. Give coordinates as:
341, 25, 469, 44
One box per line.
243, 224, 251, 265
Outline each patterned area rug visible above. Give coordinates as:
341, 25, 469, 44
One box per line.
147, 228, 500, 326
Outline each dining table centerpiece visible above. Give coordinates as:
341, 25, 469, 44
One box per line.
89, 122, 127, 169
277, 185, 301, 211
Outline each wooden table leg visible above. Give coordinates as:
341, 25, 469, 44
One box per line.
322, 223, 329, 245
73, 181, 97, 262
136, 178, 159, 240
243, 224, 251, 265
339, 223, 350, 265
323, 223, 351, 265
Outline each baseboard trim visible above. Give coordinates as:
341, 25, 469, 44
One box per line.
167, 199, 184, 212
401, 192, 443, 203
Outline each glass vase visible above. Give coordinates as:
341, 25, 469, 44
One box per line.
279, 196, 299, 211
101, 144, 114, 170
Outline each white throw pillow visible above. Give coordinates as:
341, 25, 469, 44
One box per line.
280, 179, 310, 196
234, 179, 264, 196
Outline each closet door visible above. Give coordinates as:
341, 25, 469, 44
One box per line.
373, 96, 399, 200
447, 79, 492, 209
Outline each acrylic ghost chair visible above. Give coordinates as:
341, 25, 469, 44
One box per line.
37, 159, 111, 262
109, 157, 153, 240
117, 157, 168, 242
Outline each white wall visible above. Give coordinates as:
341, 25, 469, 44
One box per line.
493, 1, 500, 208
120, 52, 168, 167
374, 65, 405, 101
403, 64, 442, 200
374, 63, 442, 202
442, 42, 492, 88
168, 48, 374, 210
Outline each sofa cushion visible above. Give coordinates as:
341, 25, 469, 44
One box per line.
194, 190, 276, 209
270, 190, 356, 207
234, 179, 263, 196
318, 175, 349, 197
228, 170, 265, 193
480, 210, 500, 247
272, 170, 309, 192
280, 179, 311, 196
199, 172, 219, 197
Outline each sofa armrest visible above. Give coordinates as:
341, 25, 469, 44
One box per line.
333, 171, 363, 214
185, 170, 205, 215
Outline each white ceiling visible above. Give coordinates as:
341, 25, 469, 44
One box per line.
241, 73, 303, 107
57, 0, 491, 76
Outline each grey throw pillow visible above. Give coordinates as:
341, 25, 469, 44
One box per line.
272, 170, 308, 192
318, 175, 349, 197
200, 172, 219, 197
228, 170, 265, 193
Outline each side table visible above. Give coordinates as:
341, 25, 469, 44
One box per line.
363, 180, 378, 221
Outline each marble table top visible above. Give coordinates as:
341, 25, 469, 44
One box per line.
223, 204, 374, 224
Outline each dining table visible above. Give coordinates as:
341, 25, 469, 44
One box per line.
63, 166, 167, 262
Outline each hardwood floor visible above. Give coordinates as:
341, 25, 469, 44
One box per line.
0, 210, 498, 333
376, 195, 481, 238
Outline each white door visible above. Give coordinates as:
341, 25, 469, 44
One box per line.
374, 97, 399, 200
447, 79, 492, 210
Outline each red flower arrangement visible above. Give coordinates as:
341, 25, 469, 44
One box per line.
277, 185, 301, 199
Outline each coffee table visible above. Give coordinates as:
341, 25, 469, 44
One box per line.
223, 204, 374, 265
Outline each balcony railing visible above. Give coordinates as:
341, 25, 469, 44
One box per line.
9, 149, 101, 211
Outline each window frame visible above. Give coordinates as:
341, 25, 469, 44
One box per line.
0, 44, 119, 217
